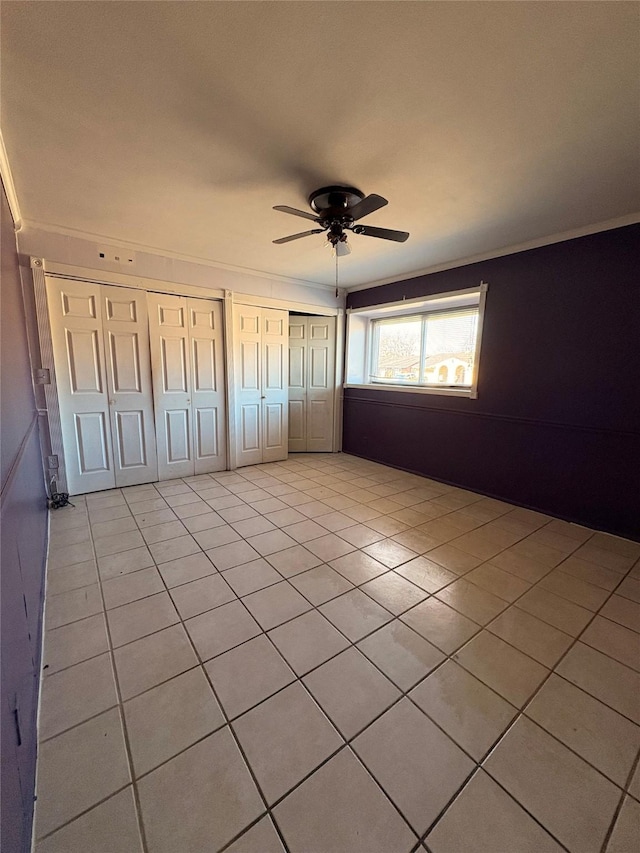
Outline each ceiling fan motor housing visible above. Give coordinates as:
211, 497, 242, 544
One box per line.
308, 186, 365, 220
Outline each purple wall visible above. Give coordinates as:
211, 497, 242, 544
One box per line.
1, 186, 48, 852
345, 224, 640, 540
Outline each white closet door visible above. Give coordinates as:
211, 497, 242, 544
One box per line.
46, 278, 115, 494
147, 293, 194, 480
234, 305, 263, 467
307, 316, 336, 452
262, 309, 288, 462
101, 286, 158, 487
288, 316, 335, 453
288, 317, 307, 453
234, 305, 288, 467
188, 298, 226, 474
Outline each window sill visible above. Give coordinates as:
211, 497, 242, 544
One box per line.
345, 383, 477, 399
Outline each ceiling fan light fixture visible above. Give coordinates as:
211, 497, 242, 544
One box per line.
324, 232, 351, 256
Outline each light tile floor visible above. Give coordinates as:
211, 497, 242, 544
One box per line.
35, 454, 640, 852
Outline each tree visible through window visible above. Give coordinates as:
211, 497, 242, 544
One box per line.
374, 318, 421, 383
371, 307, 479, 386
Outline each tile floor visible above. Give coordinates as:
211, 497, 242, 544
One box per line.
34, 454, 640, 852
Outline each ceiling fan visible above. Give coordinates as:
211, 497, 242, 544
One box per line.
273, 185, 409, 256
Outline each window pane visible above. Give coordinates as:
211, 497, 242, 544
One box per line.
423, 309, 478, 386
371, 317, 422, 383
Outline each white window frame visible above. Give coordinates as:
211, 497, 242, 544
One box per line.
345, 283, 488, 399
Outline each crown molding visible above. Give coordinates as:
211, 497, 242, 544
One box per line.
345, 213, 640, 293
0, 129, 23, 230
19, 218, 337, 292
18, 211, 639, 296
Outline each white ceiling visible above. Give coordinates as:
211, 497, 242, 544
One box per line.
2, 1, 639, 289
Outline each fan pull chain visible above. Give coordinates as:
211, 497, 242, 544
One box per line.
335, 251, 339, 298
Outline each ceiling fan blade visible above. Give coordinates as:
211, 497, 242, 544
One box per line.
273, 205, 319, 222
273, 229, 323, 244
355, 225, 410, 242
336, 240, 351, 257
349, 194, 388, 221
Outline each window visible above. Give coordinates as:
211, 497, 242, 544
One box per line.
345, 284, 487, 398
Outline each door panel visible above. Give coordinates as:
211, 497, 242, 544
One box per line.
288, 400, 305, 444
148, 293, 194, 479
240, 341, 260, 389
264, 403, 285, 452
108, 333, 141, 392
114, 411, 147, 468
192, 339, 215, 391
159, 304, 185, 328
101, 286, 157, 487
66, 329, 103, 393
240, 404, 261, 453
240, 312, 260, 334
188, 298, 226, 473
265, 314, 285, 337
308, 399, 332, 441
165, 409, 190, 462
105, 294, 137, 322
195, 409, 218, 458
264, 343, 284, 390
289, 344, 305, 389
161, 337, 189, 392
47, 278, 115, 493
310, 346, 329, 388
61, 291, 98, 319
74, 412, 110, 473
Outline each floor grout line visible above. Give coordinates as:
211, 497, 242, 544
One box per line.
599, 747, 640, 853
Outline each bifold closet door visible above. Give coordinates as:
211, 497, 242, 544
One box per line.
47, 278, 115, 493
288, 315, 335, 452
234, 305, 288, 467
46, 280, 158, 493
101, 286, 158, 487
147, 292, 226, 479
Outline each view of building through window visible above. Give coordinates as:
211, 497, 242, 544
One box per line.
371, 308, 479, 385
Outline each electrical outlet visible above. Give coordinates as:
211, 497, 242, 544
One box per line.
97, 245, 136, 266
47, 455, 59, 469
34, 368, 51, 385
